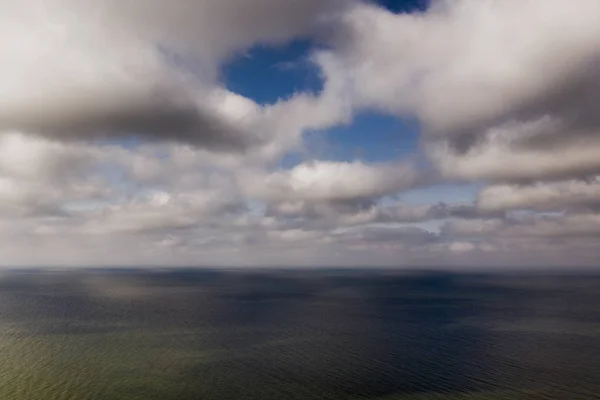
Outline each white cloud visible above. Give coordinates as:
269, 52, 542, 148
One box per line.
315, 0, 600, 183
478, 178, 600, 212
0, 0, 354, 151
2, 0, 600, 268
448, 242, 476, 254
242, 160, 418, 203
320, 0, 600, 132
82, 190, 243, 235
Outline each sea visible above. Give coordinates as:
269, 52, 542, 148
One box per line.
0, 268, 599, 399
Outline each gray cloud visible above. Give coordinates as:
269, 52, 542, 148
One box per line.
441, 212, 600, 246
0, 0, 353, 150
3, 0, 600, 268
262, 199, 504, 233
478, 178, 600, 212
376, 202, 505, 224
427, 118, 600, 183
315, 0, 600, 183
0, 89, 264, 151
357, 226, 438, 246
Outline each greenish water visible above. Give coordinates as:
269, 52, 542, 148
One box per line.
1, 269, 599, 399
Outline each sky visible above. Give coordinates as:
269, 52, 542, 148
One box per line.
2, 0, 600, 268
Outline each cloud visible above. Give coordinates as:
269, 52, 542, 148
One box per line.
0, 133, 114, 217
503, 213, 600, 240
448, 242, 476, 254
441, 212, 600, 250
3, 0, 600, 268
265, 199, 379, 225
385, 202, 504, 221
315, 0, 600, 182
332, 0, 600, 133
242, 160, 419, 203
0, 0, 353, 150
261, 198, 502, 235
356, 226, 437, 246
0, 132, 245, 228
428, 118, 600, 182
478, 178, 600, 212
0, 85, 267, 152
440, 218, 506, 238
82, 190, 244, 235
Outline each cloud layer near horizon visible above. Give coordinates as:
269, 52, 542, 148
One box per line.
2, 0, 600, 268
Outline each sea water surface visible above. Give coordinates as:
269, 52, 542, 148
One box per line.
1, 268, 599, 399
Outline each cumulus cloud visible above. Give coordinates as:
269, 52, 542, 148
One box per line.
385, 202, 504, 221
0, 85, 267, 151
316, 0, 600, 182
428, 118, 600, 182
503, 213, 600, 240
83, 190, 244, 235
438, 212, 600, 262
3, 0, 600, 267
0, 0, 353, 150
356, 226, 437, 246
448, 242, 476, 254
478, 178, 600, 212
0, 133, 115, 217
242, 160, 419, 203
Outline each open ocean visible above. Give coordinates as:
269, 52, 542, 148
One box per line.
1, 268, 599, 399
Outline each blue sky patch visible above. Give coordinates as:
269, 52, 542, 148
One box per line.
304, 112, 421, 163
374, 0, 430, 13
222, 39, 323, 105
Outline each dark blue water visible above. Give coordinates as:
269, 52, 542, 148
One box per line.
1, 269, 599, 399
